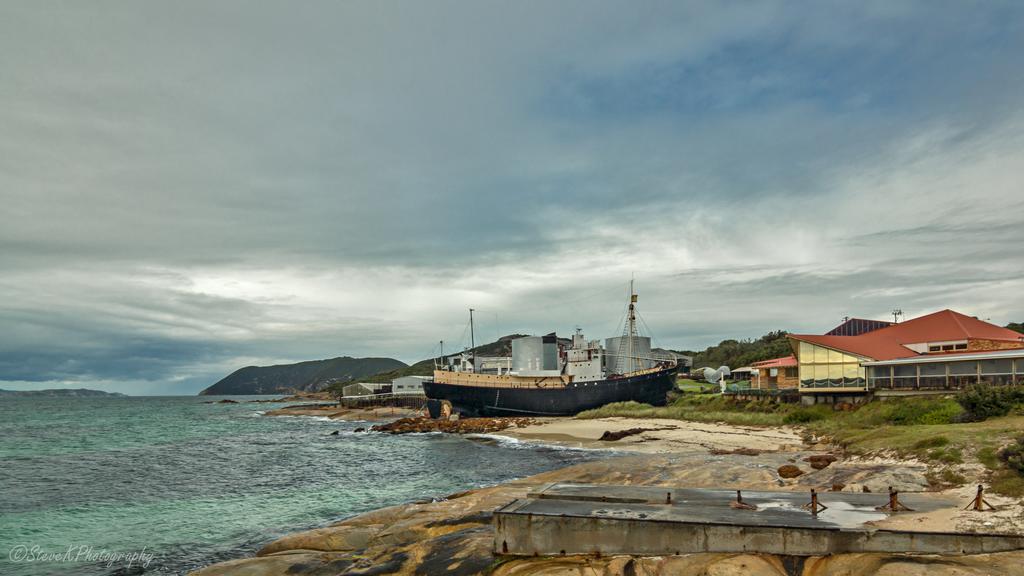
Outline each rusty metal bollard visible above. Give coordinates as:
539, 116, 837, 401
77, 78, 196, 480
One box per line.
801, 488, 828, 515
876, 486, 914, 512
963, 485, 996, 511
731, 489, 758, 510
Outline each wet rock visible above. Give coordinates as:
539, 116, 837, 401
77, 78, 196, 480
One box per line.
777, 464, 804, 478
257, 524, 379, 556
189, 552, 354, 575
493, 553, 789, 576
329, 430, 340, 436
216, 399, 238, 404
371, 416, 535, 435
803, 552, 1024, 576
804, 454, 838, 470
353, 427, 365, 433
709, 447, 763, 456
806, 464, 929, 493
599, 428, 658, 441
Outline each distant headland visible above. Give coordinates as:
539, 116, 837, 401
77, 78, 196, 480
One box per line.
0, 388, 127, 397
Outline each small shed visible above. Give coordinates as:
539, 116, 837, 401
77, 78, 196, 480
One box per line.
342, 382, 389, 397
391, 375, 429, 396
750, 356, 799, 389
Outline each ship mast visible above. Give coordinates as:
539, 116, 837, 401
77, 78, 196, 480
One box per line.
469, 308, 476, 373
623, 280, 639, 374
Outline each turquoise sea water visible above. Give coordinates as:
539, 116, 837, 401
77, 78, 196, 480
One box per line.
0, 396, 606, 575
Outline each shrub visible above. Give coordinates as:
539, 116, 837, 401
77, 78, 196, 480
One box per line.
956, 384, 1024, 421
783, 407, 829, 424
998, 436, 1024, 475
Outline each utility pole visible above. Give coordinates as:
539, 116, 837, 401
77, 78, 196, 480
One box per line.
892, 308, 903, 323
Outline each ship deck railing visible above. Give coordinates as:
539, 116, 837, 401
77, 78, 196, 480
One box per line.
433, 365, 672, 389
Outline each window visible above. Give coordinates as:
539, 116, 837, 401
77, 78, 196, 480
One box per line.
798, 341, 867, 389
918, 362, 947, 389
892, 365, 917, 389
949, 361, 978, 388
868, 366, 892, 389
980, 359, 1014, 386
929, 345, 941, 352
942, 344, 954, 351
955, 343, 968, 350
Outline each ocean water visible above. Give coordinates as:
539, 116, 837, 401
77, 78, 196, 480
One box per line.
0, 396, 608, 576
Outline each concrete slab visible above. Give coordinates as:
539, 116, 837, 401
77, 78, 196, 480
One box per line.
495, 483, 1024, 557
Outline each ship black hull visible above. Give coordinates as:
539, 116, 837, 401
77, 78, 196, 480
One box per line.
423, 366, 678, 417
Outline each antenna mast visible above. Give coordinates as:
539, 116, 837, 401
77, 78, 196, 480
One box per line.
892, 308, 903, 323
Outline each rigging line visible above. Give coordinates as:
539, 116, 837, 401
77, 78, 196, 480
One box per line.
636, 309, 659, 346
453, 318, 470, 352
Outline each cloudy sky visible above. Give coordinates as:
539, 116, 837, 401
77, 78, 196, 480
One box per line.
2, 1, 1022, 394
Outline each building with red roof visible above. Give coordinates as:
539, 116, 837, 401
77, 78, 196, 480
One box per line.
749, 355, 798, 390
785, 310, 1024, 402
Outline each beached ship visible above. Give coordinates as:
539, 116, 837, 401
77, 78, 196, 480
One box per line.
423, 285, 678, 416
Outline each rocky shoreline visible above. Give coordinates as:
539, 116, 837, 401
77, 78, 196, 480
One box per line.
262, 403, 422, 421
191, 416, 1024, 576
371, 416, 536, 435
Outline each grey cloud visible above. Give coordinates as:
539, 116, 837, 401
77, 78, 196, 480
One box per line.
1, 2, 1022, 392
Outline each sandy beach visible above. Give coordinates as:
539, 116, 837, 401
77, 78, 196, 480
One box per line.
504, 416, 805, 454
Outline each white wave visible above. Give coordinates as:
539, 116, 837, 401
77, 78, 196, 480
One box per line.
270, 414, 334, 422
465, 433, 615, 453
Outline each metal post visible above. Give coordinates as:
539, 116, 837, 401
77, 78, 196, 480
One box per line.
963, 485, 996, 512
801, 489, 827, 515
731, 489, 757, 510
876, 486, 914, 512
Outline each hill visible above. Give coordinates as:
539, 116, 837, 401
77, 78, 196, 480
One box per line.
199, 356, 407, 395
340, 334, 534, 385
0, 388, 127, 397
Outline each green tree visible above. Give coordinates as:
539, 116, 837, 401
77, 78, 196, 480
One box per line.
691, 330, 792, 369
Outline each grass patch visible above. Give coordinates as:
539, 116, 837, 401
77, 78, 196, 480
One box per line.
783, 406, 831, 424
580, 395, 1024, 498
926, 468, 968, 488
577, 396, 794, 427
990, 469, 1024, 497
926, 447, 963, 464
580, 396, 967, 433
978, 446, 1001, 470
675, 378, 715, 393
912, 435, 950, 449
